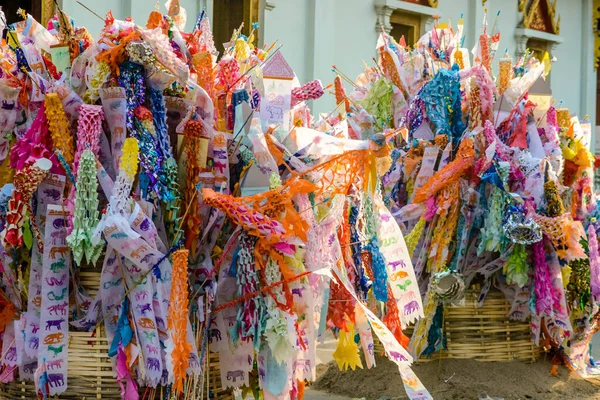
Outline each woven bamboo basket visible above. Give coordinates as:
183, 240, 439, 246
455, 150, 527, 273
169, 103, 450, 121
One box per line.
443, 289, 540, 362
0, 271, 232, 399
374, 289, 540, 362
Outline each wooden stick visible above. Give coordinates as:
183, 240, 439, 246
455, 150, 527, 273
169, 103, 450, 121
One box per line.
76, 1, 104, 22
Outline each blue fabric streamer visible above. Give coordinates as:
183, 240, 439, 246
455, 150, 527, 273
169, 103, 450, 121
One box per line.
108, 298, 133, 357
364, 239, 389, 302
420, 65, 465, 145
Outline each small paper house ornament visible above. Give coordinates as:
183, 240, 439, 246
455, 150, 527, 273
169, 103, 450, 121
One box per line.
260, 51, 295, 137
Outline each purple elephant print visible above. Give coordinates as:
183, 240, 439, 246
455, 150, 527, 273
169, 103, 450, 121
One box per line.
147, 357, 160, 371
389, 350, 408, 362
136, 303, 152, 315
403, 300, 419, 315
226, 370, 244, 383
47, 373, 64, 387
46, 318, 65, 331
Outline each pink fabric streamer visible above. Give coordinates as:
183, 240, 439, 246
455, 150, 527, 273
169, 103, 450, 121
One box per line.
116, 347, 139, 400
423, 196, 437, 221
588, 225, 600, 301
533, 239, 555, 317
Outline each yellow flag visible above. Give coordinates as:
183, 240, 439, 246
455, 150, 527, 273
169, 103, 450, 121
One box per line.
542, 51, 552, 77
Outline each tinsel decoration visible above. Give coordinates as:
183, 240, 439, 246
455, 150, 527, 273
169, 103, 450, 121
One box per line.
167, 249, 193, 394
44, 93, 74, 165
66, 149, 103, 266
567, 256, 591, 310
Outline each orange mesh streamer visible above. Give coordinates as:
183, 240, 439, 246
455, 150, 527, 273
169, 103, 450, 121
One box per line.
45, 93, 74, 165
307, 151, 367, 199
96, 31, 141, 75
412, 138, 475, 203
202, 177, 315, 243
0, 292, 16, 334
168, 249, 192, 394
184, 121, 203, 250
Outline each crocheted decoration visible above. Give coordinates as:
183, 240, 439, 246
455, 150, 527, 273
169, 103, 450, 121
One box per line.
478, 186, 506, 254
66, 149, 103, 266
192, 52, 216, 99
533, 213, 586, 261
291, 80, 324, 107
420, 65, 464, 143
360, 78, 393, 131
1, 162, 49, 250
232, 232, 266, 349
107, 138, 139, 216
44, 93, 74, 166
216, 55, 241, 92
66, 104, 104, 235
167, 249, 192, 394
503, 243, 529, 287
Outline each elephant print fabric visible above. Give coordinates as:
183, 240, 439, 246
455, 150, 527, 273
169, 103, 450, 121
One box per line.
99, 87, 127, 173
24, 174, 66, 359
39, 205, 69, 395
373, 196, 423, 328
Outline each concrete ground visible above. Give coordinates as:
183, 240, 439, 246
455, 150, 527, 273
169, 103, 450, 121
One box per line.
592, 333, 600, 361
304, 388, 352, 399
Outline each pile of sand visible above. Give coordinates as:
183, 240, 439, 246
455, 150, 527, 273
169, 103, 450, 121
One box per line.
313, 355, 600, 399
